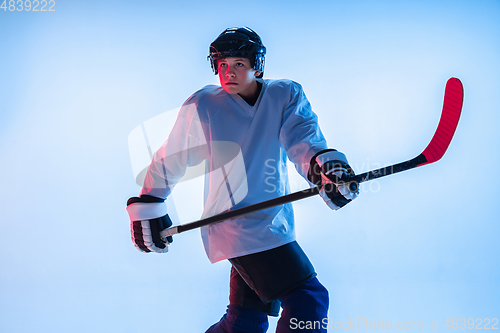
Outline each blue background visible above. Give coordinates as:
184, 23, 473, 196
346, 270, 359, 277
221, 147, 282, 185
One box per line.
1, 0, 499, 332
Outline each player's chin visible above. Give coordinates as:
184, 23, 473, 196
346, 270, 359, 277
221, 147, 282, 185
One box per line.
222, 84, 240, 94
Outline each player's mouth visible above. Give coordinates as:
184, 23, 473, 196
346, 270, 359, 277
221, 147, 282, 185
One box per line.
225, 81, 238, 85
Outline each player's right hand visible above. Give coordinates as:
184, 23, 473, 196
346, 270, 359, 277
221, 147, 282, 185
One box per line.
126, 195, 173, 253
308, 149, 359, 211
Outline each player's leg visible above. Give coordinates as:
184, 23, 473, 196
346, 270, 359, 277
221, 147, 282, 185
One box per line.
276, 277, 329, 333
207, 241, 324, 332
205, 267, 276, 333
205, 305, 269, 333
229, 266, 281, 317
229, 241, 328, 332
229, 241, 317, 303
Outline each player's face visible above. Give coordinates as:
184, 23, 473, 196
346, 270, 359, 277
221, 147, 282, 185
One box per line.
218, 57, 260, 98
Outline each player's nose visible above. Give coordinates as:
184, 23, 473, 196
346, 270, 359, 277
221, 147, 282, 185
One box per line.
226, 65, 235, 77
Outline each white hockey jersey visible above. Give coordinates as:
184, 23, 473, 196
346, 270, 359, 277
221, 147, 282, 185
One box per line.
140, 78, 328, 263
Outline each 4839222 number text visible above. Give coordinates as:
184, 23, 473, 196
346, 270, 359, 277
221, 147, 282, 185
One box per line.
1, 0, 55, 11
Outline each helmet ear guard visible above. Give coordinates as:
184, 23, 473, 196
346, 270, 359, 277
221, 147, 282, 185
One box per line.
208, 27, 266, 78
253, 54, 265, 78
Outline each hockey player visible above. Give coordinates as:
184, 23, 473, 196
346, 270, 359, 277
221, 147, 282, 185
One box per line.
127, 27, 359, 332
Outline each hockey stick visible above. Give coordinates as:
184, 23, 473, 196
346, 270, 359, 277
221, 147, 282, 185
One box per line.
161, 77, 463, 239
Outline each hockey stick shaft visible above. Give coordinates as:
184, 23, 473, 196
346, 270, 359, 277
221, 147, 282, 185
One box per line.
161, 155, 423, 238
160, 78, 463, 239
162, 184, 325, 237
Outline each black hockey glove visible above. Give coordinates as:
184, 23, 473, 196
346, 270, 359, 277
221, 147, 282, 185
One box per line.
308, 149, 359, 210
126, 195, 173, 253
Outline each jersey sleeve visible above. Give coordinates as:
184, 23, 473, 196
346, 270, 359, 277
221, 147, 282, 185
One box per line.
139, 99, 209, 199
279, 81, 329, 181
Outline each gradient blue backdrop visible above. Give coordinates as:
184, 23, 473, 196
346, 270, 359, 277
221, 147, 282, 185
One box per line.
1, 0, 499, 332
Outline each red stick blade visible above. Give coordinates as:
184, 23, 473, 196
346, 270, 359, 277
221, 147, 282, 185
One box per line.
419, 78, 463, 166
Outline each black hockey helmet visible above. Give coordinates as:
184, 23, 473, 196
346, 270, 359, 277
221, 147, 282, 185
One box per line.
208, 27, 266, 78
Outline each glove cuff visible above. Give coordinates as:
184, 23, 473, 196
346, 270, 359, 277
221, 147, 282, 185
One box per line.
307, 149, 338, 185
127, 197, 167, 221
127, 195, 164, 205
315, 150, 348, 167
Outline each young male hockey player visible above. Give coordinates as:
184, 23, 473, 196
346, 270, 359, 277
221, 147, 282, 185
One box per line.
127, 27, 359, 332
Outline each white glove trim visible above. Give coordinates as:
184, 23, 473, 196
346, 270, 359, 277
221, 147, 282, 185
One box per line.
315, 150, 348, 167
126, 201, 167, 221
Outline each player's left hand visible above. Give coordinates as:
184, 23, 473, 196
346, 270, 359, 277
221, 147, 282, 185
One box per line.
309, 150, 359, 210
126, 195, 173, 253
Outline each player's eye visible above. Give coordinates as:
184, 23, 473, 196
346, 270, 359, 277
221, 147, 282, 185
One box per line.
236, 62, 244, 67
